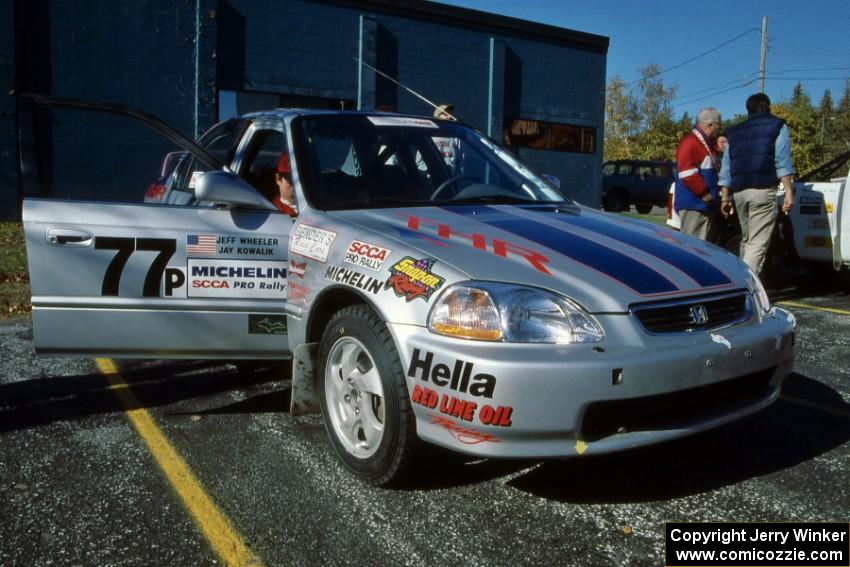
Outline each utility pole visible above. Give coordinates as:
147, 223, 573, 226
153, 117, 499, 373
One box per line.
759, 16, 768, 93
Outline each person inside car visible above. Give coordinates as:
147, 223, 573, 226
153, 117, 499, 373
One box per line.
272, 152, 298, 217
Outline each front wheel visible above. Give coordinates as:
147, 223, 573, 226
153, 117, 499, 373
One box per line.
318, 305, 420, 485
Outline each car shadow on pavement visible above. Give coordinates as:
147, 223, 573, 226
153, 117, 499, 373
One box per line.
401, 447, 538, 491
767, 264, 849, 302
506, 372, 850, 503
0, 360, 290, 433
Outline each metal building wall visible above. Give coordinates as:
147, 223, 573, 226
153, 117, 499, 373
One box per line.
3, 0, 607, 217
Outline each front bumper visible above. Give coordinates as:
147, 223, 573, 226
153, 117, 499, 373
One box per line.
388, 307, 795, 458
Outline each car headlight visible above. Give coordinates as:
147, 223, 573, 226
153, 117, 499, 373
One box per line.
428, 282, 604, 343
743, 263, 771, 315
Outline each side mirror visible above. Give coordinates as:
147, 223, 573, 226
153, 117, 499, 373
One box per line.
194, 171, 277, 210
542, 174, 561, 189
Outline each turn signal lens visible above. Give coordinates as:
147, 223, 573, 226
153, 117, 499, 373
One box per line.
428, 287, 504, 341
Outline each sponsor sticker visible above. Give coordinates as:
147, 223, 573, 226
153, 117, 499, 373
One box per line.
407, 348, 496, 398
325, 265, 383, 294
367, 116, 439, 128
385, 257, 445, 302
427, 414, 500, 445
289, 224, 337, 263
248, 314, 288, 335
288, 281, 311, 304
289, 259, 307, 278
187, 259, 287, 298
412, 385, 514, 428
344, 240, 392, 271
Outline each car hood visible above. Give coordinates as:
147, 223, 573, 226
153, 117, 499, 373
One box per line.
328, 204, 748, 312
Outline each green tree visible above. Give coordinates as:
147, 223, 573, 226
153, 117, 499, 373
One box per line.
603, 75, 640, 160
817, 89, 843, 164
773, 82, 822, 175
633, 64, 681, 160
834, 81, 850, 156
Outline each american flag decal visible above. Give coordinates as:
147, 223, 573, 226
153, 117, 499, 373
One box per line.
186, 234, 217, 255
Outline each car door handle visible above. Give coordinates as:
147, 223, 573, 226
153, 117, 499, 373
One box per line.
46, 227, 93, 246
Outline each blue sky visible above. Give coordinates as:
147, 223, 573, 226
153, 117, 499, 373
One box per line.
440, 0, 850, 120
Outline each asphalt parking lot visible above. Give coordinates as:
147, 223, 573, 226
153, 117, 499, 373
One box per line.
1, 271, 848, 567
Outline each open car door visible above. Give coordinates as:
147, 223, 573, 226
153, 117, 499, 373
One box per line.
19, 95, 295, 358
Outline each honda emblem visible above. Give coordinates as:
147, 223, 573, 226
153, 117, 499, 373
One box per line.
689, 305, 709, 325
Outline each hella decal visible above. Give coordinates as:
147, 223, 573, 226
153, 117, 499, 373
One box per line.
407, 348, 495, 399
344, 240, 391, 271
385, 257, 445, 302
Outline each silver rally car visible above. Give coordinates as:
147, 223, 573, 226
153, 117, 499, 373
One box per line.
21, 97, 795, 485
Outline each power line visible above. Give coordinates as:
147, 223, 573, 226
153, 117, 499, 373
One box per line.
672, 75, 849, 109
769, 66, 850, 74
625, 28, 759, 85
768, 43, 848, 67
676, 72, 760, 100
770, 37, 850, 59
672, 80, 755, 109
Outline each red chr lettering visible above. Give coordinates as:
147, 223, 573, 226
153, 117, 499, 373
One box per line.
492, 239, 551, 275
404, 213, 551, 275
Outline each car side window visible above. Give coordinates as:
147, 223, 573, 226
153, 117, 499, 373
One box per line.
238, 129, 286, 203
169, 119, 246, 205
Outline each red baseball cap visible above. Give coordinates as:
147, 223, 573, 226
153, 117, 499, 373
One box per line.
276, 153, 291, 174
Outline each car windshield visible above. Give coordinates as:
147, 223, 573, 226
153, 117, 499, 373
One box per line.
291, 114, 569, 210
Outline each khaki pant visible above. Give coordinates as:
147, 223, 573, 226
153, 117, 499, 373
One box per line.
733, 187, 778, 275
680, 209, 718, 243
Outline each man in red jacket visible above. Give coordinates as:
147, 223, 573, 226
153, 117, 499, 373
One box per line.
272, 152, 298, 217
674, 108, 723, 242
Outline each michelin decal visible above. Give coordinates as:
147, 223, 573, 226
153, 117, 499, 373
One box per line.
188, 259, 287, 299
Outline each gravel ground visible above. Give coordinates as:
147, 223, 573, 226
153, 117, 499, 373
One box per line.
1, 274, 848, 566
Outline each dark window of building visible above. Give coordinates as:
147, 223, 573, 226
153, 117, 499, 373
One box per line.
503, 118, 596, 154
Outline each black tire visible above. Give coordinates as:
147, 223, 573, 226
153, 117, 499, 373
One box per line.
318, 304, 419, 486
604, 188, 628, 212
635, 203, 653, 215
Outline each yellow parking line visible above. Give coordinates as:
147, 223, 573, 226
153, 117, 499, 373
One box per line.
95, 358, 263, 567
777, 301, 850, 316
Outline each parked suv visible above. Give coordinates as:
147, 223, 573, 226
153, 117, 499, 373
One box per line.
602, 160, 675, 214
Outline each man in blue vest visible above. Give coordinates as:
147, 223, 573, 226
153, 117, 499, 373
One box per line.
719, 93, 795, 276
